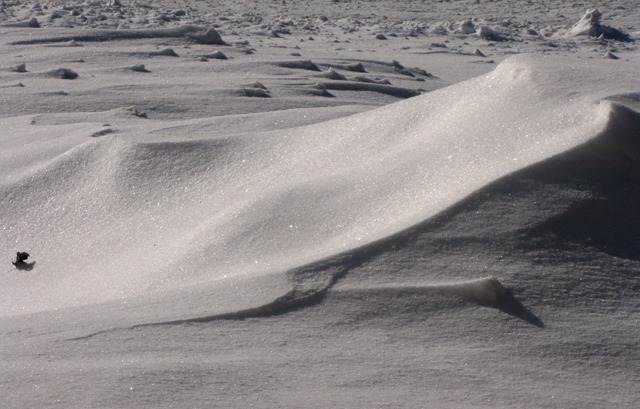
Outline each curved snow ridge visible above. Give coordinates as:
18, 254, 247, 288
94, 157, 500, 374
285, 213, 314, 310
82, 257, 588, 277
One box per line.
588, 99, 640, 179
320, 81, 422, 98
2, 54, 639, 317
325, 278, 544, 328
70, 276, 512, 340
332, 277, 510, 306
321, 278, 527, 325
1, 134, 242, 212
205, 73, 640, 328
7, 25, 226, 45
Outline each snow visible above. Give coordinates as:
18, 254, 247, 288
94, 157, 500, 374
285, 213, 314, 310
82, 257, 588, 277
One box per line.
1, 1, 639, 408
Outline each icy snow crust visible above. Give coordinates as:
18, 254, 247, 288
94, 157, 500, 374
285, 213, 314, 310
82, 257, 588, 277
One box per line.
1, 54, 638, 318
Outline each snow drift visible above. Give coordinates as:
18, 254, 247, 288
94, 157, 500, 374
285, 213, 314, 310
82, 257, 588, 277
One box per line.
8, 25, 226, 45
569, 9, 634, 42
1, 54, 639, 321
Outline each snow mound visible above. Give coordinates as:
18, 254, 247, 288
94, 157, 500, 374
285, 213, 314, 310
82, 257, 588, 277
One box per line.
1, 54, 638, 319
569, 9, 634, 42
8, 25, 226, 45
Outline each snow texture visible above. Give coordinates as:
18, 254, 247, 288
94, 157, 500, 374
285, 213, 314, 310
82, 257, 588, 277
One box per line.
0, 1, 639, 408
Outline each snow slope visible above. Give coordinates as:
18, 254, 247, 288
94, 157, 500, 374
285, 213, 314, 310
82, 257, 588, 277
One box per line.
1, 1, 639, 408
2, 54, 636, 320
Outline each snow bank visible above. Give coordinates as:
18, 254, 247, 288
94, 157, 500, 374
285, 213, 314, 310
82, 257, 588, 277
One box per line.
1, 54, 638, 319
8, 25, 226, 45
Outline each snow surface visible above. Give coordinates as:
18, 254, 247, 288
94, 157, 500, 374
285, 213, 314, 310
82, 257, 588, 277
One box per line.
1, 1, 639, 408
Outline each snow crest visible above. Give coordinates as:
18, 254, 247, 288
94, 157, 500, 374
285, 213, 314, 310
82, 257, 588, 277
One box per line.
1, 54, 638, 319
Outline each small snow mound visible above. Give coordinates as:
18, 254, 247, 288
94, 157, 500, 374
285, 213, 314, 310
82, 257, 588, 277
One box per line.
448, 277, 509, 305
329, 62, 366, 73
477, 25, 508, 41
242, 88, 271, 98
458, 20, 476, 35
569, 9, 633, 42
6, 63, 27, 73
318, 68, 347, 80
113, 106, 147, 118
203, 50, 228, 60
604, 51, 619, 59
44, 68, 79, 79
125, 64, 150, 73
149, 48, 179, 57
188, 27, 225, 45
275, 60, 321, 71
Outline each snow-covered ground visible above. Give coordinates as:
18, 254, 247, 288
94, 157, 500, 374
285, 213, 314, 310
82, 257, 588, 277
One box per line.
1, 1, 639, 407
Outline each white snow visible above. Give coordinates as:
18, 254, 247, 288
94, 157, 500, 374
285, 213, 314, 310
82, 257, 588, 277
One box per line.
0, 1, 639, 408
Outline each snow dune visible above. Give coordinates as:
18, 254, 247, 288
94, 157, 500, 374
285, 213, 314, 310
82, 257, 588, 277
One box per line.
7, 25, 226, 45
2, 54, 638, 322
1, 1, 639, 405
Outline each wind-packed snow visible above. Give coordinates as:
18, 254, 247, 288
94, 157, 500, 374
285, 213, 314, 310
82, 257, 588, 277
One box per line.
1, 1, 639, 408
0, 54, 630, 318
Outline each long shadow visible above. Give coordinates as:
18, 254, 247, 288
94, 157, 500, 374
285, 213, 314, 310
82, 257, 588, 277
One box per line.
489, 290, 545, 328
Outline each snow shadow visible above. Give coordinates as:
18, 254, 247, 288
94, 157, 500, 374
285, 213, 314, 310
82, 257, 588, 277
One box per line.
490, 290, 545, 328
14, 261, 36, 271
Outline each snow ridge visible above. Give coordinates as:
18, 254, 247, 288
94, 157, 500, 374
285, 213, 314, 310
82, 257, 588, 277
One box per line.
2, 55, 639, 320
7, 25, 226, 45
